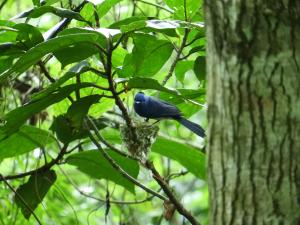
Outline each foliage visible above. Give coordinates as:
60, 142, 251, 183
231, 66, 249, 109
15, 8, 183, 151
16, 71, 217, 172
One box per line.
0, 0, 206, 224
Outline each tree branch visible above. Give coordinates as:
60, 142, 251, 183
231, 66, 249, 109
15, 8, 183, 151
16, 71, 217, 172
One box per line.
145, 160, 201, 225
161, 29, 189, 86
0, 144, 69, 181
0, 174, 43, 225
86, 119, 167, 201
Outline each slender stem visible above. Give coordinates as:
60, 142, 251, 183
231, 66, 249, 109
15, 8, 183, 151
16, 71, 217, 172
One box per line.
0, 0, 8, 11
86, 119, 167, 201
161, 29, 189, 86
137, 0, 173, 13
87, 116, 137, 161
145, 161, 201, 225
1, 145, 68, 181
0, 174, 43, 225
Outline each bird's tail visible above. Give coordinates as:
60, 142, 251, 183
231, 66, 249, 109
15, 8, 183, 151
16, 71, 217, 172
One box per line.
175, 117, 206, 137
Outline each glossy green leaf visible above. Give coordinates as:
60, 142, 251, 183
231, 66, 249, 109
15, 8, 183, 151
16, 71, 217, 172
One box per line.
67, 95, 101, 129
0, 125, 55, 160
120, 34, 173, 77
0, 83, 92, 140
164, 0, 202, 20
15, 6, 86, 22
54, 42, 98, 67
31, 61, 90, 101
15, 170, 57, 219
194, 56, 206, 81
120, 19, 203, 34
66, 150, 139, 193
175, 60, 194, 84
109, 16, 147, 28
0, 21, 17, 43
0, 33, 99, 83
127, 77, 178, 95
97, 0, 124, 18
14, 23, 44, 49
32, 0, 40, 6
152, 137, 205, 179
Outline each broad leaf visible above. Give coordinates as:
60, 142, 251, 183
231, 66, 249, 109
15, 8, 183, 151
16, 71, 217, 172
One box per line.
0, 83, 92, 140
120, 19, 204, 34
14, 6, 86, 22
152, 137, 205, 179
97, 0, 124, 18
175, 60, 194, 84
15, 170, 57, 219
127, 77, 178, 95
0, 125, 55, 160
0, 33, 99, 83
31, 61, 90, 101
66, 150, 139, 193
67, 95, 101, 129
14, 23, 44, 49
120, 34, 173, 77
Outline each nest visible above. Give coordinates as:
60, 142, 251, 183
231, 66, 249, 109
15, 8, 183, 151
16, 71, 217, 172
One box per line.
120, 122, 159, 161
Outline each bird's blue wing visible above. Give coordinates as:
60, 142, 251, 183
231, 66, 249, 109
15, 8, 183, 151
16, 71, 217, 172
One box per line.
146, 96, 181, 118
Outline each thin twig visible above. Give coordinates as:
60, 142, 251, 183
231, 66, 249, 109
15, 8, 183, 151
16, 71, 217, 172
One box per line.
0, 174, 43, 225
0, 0, 8, 11
137, 0, 173, 13
86, 119, 167, 201
1, 145, 69, 181
145, 161, 201, 225
161, 29, 189, 86
87, 116, 137, 161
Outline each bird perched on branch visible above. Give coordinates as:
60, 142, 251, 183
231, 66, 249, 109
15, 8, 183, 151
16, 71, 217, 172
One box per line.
133, 92, 205, 137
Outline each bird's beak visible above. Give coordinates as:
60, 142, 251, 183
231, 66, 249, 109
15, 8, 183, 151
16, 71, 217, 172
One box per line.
135, 101, 141, 104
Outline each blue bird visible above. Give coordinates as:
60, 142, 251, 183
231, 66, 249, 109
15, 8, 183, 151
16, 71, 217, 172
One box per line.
134, 92, 205, 137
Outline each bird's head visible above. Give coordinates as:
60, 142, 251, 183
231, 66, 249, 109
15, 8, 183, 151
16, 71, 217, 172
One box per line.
134, 92, 146, 105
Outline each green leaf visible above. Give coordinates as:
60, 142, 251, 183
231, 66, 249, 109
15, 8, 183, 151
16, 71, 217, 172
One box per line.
152, 137, 205, 179
54, 42, 98, 67
15, 6, 86, 22
127, 77, 178, 95
32, 0, 40, 6
164, 0, 202, 20
67, 95, 101, 129
0, 125, 55, 160
0, 83, 92, 140
66, 150, 139, 193
0, 33, 99, 83
14, 23, 44, 49
15, 170, 57, 219
0, 42, 24, 56
50, 115, 75, 144
109, 16, 147, 28
194, 56, 206, 81
120, 20, 203, 34
97, 0, 124, 18
188, 46, 204, 56
120, 34, 173, 77
0, 25, 18, 43
31, 61, 90, 101
175, 60, 194, 84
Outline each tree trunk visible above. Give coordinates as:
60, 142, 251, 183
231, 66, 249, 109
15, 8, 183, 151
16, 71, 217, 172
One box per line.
205, 1, 300, 225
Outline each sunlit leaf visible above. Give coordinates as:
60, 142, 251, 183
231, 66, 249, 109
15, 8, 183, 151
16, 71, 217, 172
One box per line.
14, 6, 86, 22
66, 150, 139, 193
152, 137, 205, 179
0, 125, 55, 160
120, 34, 173, 77
0, 33, 99, 83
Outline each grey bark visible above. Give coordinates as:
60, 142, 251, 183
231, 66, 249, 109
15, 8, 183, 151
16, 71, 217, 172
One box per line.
205, 1, 300, 225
